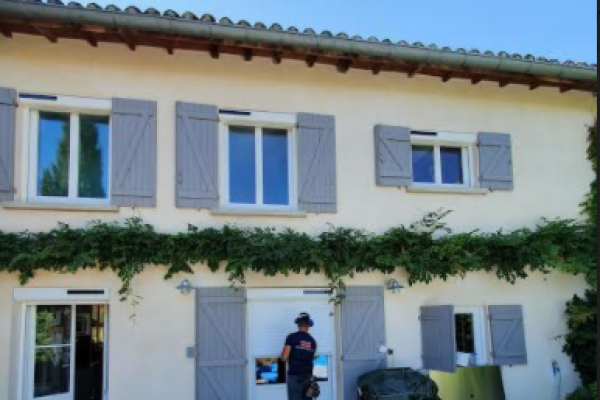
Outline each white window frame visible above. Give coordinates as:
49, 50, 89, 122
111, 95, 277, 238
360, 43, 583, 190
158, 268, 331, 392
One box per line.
14, 288, 110, 400
411, 132, 478, 189
19, 94, 112, 205
455, 306, 488, 366
246, 289, 337, 400
219, 110, 298, 211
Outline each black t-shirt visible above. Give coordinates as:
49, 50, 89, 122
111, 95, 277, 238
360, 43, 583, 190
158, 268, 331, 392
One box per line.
285, 331, 317, 377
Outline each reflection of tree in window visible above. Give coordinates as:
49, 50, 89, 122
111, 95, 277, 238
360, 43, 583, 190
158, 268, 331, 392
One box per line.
79, 116, 109, 199
38, 113, 109, 199
39, 112, 70, 197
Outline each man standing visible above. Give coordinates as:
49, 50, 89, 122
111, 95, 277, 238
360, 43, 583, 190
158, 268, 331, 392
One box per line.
281, 312, 318, 400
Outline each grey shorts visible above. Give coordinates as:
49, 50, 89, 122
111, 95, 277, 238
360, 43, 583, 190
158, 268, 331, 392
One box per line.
287, 375, 311, 400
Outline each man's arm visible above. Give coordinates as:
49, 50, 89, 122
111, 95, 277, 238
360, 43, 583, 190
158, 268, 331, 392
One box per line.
281, 345, 291, 362
281, 334, 292, 362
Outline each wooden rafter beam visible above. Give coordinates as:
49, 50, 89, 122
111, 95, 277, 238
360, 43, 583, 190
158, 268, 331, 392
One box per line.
442, 72, 455, 83
337, 59, 352, 74
530, 82, 541, 91
117, 30, 136, 51
560, 86, 573, 94
371, 63, 382, 75
84, 33, 98, 48
209, 44, 220, 59
243, 48, 253, 61
407, 63, 425, 78
168, 35, 184, 55
72, 24, 97, 47
471, 75, 484, 85
32, 24, 57, 43
0, 24, 12, 38
306, 55, 317, 68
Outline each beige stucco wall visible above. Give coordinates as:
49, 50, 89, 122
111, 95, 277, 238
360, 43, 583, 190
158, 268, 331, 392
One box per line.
0, 33, 596, 400
0, 270, 587, 400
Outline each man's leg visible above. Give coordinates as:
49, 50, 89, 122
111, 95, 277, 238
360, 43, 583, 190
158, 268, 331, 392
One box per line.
287, 375, 310, 400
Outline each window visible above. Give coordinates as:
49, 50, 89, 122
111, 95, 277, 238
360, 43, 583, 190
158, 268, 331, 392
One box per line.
255, 357, 286, 385
454, 307, 487, 366
221, 111, 296, 209
411, 132, 476, 188
15, 288, 109, 400
455, 313, 475, 354
23, 95, 112, 205
253, 355, 329, 387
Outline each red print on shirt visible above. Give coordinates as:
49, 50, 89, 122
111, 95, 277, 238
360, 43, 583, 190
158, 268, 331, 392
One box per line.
299, 341, 313, 350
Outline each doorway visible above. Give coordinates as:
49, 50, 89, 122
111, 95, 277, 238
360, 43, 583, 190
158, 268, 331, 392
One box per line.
25, 304, 107, 400
247, 289, 337, 400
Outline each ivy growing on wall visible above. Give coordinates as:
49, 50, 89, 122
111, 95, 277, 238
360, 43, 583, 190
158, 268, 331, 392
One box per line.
565, 120, 597, 400
0, 210, 594, 301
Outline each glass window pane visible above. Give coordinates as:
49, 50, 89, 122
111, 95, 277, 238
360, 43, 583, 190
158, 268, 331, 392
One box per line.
314, 355, 330, 382
79, 115, 110, 199
262, 129, 289, 206
255, 357, 286, 385
412, 145, 435, 183
38, 112, 70, 197
441, 147, 464, 185
34, 347, 71, 398
229, 126, 256, 204
36, 305, 72, 346
455, 313, 475, 354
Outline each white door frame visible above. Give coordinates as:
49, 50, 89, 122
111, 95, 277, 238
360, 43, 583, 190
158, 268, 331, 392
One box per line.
27, 304, 77, 400
14, 289, 110, 400
246, 288, 338, 400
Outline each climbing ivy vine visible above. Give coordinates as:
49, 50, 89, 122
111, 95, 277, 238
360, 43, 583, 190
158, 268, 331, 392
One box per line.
0, 210, 594, 301
565, 120, 597, 400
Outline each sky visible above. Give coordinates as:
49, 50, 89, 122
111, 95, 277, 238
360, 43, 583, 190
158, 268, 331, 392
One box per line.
89, 0, 598, 63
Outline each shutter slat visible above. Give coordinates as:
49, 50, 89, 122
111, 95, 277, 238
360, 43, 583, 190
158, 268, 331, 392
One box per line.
479, 132, 514, 190
420, 305, 456, 373
489, 305, 528, 366
176, 102, 219, 209
375, 125, 413, 187
111, 98, 157, 207
196, 287, 247, 400
297, 113, 337, 213
0, 87, 16, 202
341, 286, 386, 400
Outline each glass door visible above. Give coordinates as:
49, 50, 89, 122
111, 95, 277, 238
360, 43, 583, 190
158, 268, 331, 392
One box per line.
30, 305, 75, 400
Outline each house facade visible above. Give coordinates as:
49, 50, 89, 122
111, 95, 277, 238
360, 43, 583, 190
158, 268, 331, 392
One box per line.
0, 2, 597, 400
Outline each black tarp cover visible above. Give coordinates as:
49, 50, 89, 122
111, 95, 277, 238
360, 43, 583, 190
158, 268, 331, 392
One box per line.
358, 368, 442, 400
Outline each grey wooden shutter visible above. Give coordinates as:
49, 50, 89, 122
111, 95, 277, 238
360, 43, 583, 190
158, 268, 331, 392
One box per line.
111, 98, 157, 207
176, 102, 219, 209
478, 132, 514, 190
297, 113, 337, 213
489, 305, 528, 366
374, 125, 413, 187
420, 305, 456, 373
0, 87, 16, 202
341, 286, 386, 400
196, 287, 247, 400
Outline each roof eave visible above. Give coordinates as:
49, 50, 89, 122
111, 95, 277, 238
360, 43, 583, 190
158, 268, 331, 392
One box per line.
0, 0, 597, 88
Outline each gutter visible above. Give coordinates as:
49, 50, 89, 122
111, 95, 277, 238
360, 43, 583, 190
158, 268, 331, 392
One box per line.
0, 0, 597, 83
